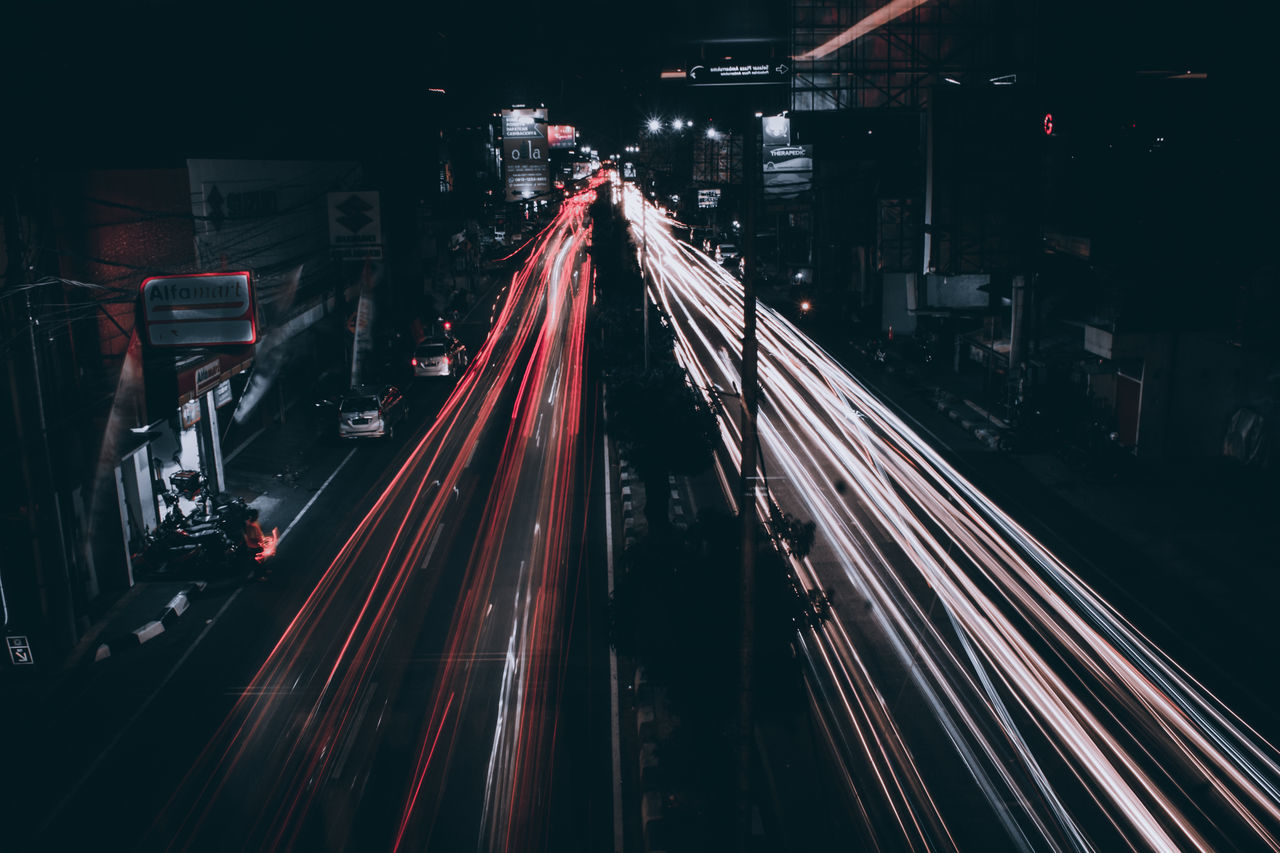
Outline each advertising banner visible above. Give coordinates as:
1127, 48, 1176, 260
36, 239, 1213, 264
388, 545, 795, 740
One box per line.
762, 144, 813, 201
502, 107, 550, 201
327, 191, 383, 260
547, 124, 576, 149
761, 115, 790, 146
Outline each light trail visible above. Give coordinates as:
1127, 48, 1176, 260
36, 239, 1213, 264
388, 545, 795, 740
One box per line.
794, 0, 933, 61
624, 184, 1280, 851
144, 182, 602, 852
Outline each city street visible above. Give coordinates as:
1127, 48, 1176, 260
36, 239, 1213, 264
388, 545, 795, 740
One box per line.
2, 4, 1270, 851
628, 184, 1280, 851
3, 189, 611, 852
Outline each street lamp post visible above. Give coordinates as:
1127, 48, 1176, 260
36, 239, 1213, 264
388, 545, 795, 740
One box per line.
642, 188, 650, 371
736, 112, 759, 852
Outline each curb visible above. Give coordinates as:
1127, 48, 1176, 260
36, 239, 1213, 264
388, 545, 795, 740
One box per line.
932, 388, 1007, 450
633, 665, 670, 853
92, 581, 207, 663
618, 454, 641, 549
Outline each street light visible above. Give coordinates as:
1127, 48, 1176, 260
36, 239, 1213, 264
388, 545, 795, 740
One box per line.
646, 117, 663, 133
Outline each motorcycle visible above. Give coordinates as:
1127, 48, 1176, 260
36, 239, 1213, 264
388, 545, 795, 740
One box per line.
136, 483, 254, 576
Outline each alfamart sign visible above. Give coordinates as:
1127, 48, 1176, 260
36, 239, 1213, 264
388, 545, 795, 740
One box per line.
141, 271, 257, 348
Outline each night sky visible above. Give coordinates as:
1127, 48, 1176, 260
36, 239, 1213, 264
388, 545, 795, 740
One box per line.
3, 0, 1239, 165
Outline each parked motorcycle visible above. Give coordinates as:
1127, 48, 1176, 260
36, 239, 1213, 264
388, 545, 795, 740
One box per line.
135, 477, 254, 576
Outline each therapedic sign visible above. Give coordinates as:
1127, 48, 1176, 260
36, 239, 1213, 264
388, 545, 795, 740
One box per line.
141, 271, 257, 348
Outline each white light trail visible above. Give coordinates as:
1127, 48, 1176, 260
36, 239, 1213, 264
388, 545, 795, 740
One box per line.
624, 185, 1280, 850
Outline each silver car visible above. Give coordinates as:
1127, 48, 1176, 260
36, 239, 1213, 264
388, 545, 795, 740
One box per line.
336, 385, 407, 440
412, 337, 468, 379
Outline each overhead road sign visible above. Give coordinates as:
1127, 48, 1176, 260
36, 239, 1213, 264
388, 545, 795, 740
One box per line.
688, 60, 791, 86
141, 271, 257, 348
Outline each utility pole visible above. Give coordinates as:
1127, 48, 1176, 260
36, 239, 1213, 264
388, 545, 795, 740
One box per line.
642, 180, 650, 372
736, 111, 759, 851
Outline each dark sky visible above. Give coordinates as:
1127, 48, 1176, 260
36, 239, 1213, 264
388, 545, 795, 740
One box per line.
5, 0, 1229, 165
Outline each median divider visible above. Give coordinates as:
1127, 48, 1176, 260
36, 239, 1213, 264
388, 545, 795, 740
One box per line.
93, 581, 207, 663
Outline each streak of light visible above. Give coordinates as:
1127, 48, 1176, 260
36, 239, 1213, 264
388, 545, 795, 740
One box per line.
796, 0, 933, 61
623, 184, 1280, 851
148, 188, 601, 852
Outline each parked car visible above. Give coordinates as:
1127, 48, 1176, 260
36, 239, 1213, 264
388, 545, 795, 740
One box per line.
412, 336, 469, 380
334, 385, 408, 440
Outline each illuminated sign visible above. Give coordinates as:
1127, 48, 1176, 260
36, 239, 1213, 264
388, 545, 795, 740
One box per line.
547, 124, 576, 149
502, 107, 550, 200
698, 189, 721, 208
141, 271, 256, 348
761, 115, 790, 145
762, 144, 814, 200
1043, 113, 1054, 135
688, 59, 791, 86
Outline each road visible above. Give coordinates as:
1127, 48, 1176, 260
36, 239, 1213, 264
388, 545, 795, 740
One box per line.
625, 183, 1280, 851
8, 185, 608, 853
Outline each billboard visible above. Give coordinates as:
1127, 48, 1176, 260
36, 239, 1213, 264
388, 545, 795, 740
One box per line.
327, 191, 383, 260
502, 107, 549, 201
762, 144, 813, 201
761, 115, 790, 146
547, 124, 576, 149
141, 271, 257, 348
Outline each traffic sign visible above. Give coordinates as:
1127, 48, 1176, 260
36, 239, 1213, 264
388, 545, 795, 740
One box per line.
141, 271, 256, 348
688, 60, 791, 86
7, 635, 33, 665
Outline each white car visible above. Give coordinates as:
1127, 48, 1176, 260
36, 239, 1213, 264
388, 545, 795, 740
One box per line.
336, 385, 407, 440
715, 243, 740, 264
412, 337, 468, 379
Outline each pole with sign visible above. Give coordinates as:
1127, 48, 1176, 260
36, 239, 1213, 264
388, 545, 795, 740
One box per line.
685, 53, 787, 850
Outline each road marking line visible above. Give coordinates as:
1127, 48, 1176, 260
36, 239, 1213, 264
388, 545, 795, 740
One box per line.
224, 424, 267, 463
277, 447, 358, 547
331, 681, 378, 780
602, 388, 625, 853
420, 526, 444, 571
38, 587, 246, 837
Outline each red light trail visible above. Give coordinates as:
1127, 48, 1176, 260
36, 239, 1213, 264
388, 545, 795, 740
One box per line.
145, 186, 600, 852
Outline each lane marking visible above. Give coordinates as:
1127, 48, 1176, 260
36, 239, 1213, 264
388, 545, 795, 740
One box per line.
602, 389, 625, 853
331, 681, 378, 780
38, 588, 246, 837
419, 526, 444, 571
277, 447, 358, 547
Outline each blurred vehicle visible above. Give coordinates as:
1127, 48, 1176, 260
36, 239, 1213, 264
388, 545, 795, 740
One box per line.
412, 336, 469, 379
715, 243, 740, 265
331, 385, 408, 440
